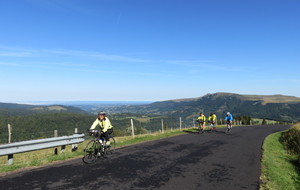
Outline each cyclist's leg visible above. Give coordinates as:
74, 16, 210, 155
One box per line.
202, 123, 205, 133
225, 122, 230, 133
104, 128, 113, 146
199, 123, 203, 134
211, 122, 215, 132
211, 123, 215, 132
213, 122, 216, 131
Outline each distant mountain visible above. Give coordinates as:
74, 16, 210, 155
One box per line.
102, 93, 300, 122
0, 102, 87, 116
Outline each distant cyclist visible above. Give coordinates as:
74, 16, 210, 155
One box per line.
225, 112, 233, 133
196, 112, 206, 133
208, 112, 217, 132
90, 111, 113, 146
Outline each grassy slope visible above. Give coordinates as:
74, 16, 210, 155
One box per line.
260, 131, 300, 190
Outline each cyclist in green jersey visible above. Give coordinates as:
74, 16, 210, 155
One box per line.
90, 111, 113, 146
196, 112, 206, 133
208, 112, 217, 132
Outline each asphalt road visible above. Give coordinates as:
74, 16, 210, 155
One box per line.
0, 125, 290, 190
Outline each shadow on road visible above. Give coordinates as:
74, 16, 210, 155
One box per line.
183, 128, 225, 135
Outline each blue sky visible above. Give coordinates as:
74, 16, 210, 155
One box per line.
0, 0, 299, 102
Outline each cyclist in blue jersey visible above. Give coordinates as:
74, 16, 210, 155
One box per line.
225, 112, 233, 133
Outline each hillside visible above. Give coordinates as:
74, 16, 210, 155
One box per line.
102, 93, 300, 122
0, 102, 86, 116
0, 102, 153, 143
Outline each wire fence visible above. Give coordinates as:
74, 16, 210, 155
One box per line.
0, 116, 287, 145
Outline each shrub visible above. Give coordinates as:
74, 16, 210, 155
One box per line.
280, 123, 300, 164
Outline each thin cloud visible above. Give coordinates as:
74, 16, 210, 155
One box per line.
0, 45, 149, 63
32, 62, 89, 67
166, 59, 247, 72
0, 62, 20, 66
70, 67, 177, 78
0, 52, 32, 57
166, 60, 216, 64
0, 45, 33, 57
43, 49, 149, 63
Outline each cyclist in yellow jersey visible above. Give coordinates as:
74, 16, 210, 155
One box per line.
208, 113, 217, 132
196, 112, 206, 133
90, 111, 113, 146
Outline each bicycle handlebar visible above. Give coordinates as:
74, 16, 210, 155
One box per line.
88, 129, 101, 137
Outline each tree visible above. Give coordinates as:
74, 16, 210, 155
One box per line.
236, 115, 252, 125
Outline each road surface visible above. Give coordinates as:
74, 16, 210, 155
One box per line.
0, 125, 290, 190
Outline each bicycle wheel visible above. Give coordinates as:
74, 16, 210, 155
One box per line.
83, 140, 100, 164
199, 127, 203, 134
106, 137, 116, 155
225, 125, 231, 134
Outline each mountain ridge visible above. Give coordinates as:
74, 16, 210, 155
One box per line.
0, 102, 86, 116
101, 92, 300, 122
166, 92, 300, 104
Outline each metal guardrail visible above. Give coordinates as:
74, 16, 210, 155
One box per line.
0, 134, 85, 165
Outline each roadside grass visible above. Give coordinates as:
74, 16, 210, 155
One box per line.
260, 131, 300, 190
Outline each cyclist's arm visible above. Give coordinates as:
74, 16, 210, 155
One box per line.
90, 119, 99, 130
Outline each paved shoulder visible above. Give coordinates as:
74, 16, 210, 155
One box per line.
0, 125, 290, 190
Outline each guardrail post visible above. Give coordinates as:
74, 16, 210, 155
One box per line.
161, 119, 164, 133
8, 154, 13, 165
61, 145, 66, 153
72, 128, 78, 152
131, 119, 135, 138
180, 117, 182, 130
54, 130, 58, 137
8, 124, 12, 143
54, 130, 58, 155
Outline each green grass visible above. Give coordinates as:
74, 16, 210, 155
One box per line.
260, 131, 300, 190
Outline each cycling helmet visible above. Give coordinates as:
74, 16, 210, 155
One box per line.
98, 111, 106, 115
227, 112, 230, 115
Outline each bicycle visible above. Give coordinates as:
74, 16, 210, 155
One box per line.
196, 120, 205, 134
225, 121, 232, 134
82, 130, 116, 164
207, 120, 216, 133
